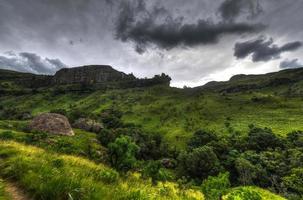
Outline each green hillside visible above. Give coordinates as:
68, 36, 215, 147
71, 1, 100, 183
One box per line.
2, 69, 303, 147
0, 68, 302, 199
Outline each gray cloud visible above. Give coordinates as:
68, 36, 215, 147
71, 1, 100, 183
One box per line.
0, 0, 302, 87
0, 52, 66, 74
115, 0, 265, 53
234, 37, 302, 62
218, 0, 263, 22
279, 58, 303, 69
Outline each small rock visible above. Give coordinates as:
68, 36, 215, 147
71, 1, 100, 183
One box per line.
73, 118, 103, 133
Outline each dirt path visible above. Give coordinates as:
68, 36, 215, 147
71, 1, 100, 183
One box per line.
4, 182, 31, 200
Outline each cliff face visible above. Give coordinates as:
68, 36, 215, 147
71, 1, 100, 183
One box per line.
53, 65, 136, 85
0, 65, 171, 93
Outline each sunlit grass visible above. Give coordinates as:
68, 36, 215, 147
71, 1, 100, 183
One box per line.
0, 141, 204, 200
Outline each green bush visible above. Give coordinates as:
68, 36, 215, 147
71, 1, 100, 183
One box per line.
0, 131, 14, 140
225, 188, 262, 200
142, 161, 170, 184
188, 129, 218, 149
247, 127, 282, 151
201, 172, 231, 200
178, 146, 222, 180
108, 136, 139, 171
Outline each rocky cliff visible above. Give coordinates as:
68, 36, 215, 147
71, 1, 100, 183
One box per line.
53, 65, 136, 85
0, 65, 171, 92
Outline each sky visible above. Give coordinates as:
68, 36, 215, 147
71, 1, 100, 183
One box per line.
0, 0, 302, 87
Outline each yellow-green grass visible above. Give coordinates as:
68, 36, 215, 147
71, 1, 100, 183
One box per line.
222, 186, 286, 200
0, 127, 107, 163
0, 141, 204, 200
0, 179, 10, 200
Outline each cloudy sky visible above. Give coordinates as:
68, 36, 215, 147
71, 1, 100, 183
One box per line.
0, 0, 302, 87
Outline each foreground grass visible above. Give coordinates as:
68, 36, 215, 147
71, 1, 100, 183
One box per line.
0, 141, 204, 200
0, 125, 108, 163
222, 186, 286, 200
0, 180, 10, 200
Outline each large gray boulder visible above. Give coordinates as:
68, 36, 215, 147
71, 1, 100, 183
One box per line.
29, 113, 74, 136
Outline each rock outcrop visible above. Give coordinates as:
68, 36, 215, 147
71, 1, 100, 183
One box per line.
53, 65, 136, 85
0, 65, 172, 91
73, 118, 103, 133
29, 113, 74, 136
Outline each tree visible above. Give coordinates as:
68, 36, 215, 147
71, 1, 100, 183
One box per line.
235, 158, 256, 186
188, 129, 218, 149
283, 168, 303, 195
247, 127, 282, 151
108, 136, 139, 171
178, 146, 221, 180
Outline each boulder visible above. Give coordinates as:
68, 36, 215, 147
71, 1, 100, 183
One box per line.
73, 118, 103, 133
29, 113, 74, 136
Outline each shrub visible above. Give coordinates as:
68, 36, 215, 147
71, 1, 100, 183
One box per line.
142, 161, 170, 184
108, 136, 139, 171
224, 188, 262, 200
188, 130, 218, 149
282, 168, 303, 195
200, 172, 231, 200
0, 131, 14, 140
287, 131, 303, 148
97, 128, 119, 146
178, 146, 222, 180
247, 127, 282, 151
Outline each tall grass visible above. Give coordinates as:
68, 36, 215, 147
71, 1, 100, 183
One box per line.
0, 179, 10, 200
0, 141, 204, 200
222, 186, 286, 200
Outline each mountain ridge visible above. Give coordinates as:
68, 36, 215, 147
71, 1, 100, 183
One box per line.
1, 65, 303, 92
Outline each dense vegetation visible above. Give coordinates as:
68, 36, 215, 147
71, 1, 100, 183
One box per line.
0, 68, 303, 199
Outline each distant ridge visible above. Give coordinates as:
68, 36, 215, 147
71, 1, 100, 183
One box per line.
199, 67, 303, 93
0, 65, 171, 91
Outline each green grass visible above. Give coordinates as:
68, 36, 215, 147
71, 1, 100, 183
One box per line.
0, 179, 10, 200
0, 140, 204, 200
0, 125, 107, 163
222, 186, 286, 200
2, 85, 303, 148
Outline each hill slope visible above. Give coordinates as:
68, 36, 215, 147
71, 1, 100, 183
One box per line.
1, 67, 303, 147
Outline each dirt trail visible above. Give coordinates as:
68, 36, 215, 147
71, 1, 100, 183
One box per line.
4, 182, 31, 200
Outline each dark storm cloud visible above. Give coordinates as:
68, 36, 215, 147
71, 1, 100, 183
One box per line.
0, 52, 66, 74
234, 37, 302, 62
218, 0, 263, 22
115, 0, 265, 53
279, 59, 303, 69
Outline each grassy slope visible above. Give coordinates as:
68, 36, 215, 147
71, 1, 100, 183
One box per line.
0, 140, 204, 200
1, 84, 303, 148
0, 124, 108, 163
0, 128, 287, 200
